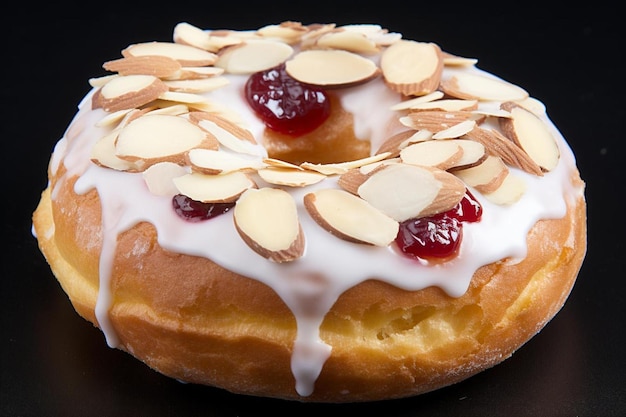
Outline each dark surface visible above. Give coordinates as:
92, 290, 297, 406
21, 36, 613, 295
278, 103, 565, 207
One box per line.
2, 4, 624, 416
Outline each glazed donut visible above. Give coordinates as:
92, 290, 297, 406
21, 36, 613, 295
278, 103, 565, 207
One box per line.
32, 21, 586, 402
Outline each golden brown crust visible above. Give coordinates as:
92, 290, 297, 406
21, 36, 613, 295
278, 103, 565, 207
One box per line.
32, 158, 586, 401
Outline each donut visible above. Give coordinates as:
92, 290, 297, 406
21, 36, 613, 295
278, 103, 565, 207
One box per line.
32, 21, 587, 402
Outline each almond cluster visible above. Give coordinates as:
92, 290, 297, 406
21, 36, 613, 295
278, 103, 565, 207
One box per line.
88, 21, 561, 263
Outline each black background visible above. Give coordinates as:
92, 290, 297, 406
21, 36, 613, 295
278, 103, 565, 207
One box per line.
2, 3, 624, 416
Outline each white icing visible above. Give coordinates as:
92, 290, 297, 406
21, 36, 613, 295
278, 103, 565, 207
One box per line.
49, 50, 583, 397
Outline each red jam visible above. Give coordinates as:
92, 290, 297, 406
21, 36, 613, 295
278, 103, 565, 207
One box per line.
244, 64, 331, 136
172, 194, 235, 222
395, 190, 482, 261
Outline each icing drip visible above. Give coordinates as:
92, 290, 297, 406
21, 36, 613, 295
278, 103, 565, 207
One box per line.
51, 63, 583, 397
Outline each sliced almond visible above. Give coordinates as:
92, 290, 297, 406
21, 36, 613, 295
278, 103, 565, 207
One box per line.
163, 76, 229, 93
173, 22, 213, 51
234, 188, 304, 262
187, 148, 266, 174
122, 41, 218, 66
453, 155, 509, 194
257, 167, 326, 187
304, 189, 399, 246
285, 49, 380, 88
142, 161, 188, 196
399, 140, 464, 170
356, 163, 466, 221
408, 99, 478, 112
257, 21, 308, 44
115, 114, 212, 168
315, 30, 380, 54
375, 130, 432, 157
216, 40, 293, 74
91, 130, 141, 172
92, 75, 169, 112
442, 51, 478, 67
483, 172, 526, 205
399, 111, 477, 132
432, 119, 476, 139
464, 127, 543, 176
499, 102, 560, 172
163, 66, 225, 81
300, 152, 391, 175
446, 139, 487, 170
173, 171, 256, 203
389, 91, 445, 111
102, 55, 182, 78
380, 40, 444, 96
440, 72, 528, 101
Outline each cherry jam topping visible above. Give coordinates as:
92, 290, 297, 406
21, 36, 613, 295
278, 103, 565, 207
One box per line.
395, 190, 482, 261
244, 64, 331, 136
172, 194, 235, 222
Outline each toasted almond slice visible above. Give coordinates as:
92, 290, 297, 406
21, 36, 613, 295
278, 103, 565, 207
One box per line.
440, 73, 528, 101
142, 161, 188, 196
187, 148, 266, 174
285, 49, 380, 88
163, 76, 229, 93
357, 163, 466, 221
258, 167, 326, 187
442, 52, 478, 67
216, 40, 293, 74
115, 114, 212, 168
432, 120, 477, 139
102, 55, 182, 78
173, 171, 256, 203
316, 30, 380, 54
408, 99, 478, 112
234, 188, 304, 262
483, 172, 526, 205
92, 75, 169, 112
464, 127, 543, 176
499, 102, 560, 172
389, 91, 445, 111
91, 130, 142, 171
173, 22, 213, 50
453, 155, 509, 194
304, 189, 398, 246
122, 41, 218, 66
380, 40, 444, 96
163, 66, 225, 80
399, 140, 464, 170
300, 153, 391, 175
399, 111, 477, 132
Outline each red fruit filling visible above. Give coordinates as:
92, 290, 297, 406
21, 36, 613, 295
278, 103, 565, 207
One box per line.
244, 63, 331, 136
172, 194, 235, 222
396, 190, 482, 261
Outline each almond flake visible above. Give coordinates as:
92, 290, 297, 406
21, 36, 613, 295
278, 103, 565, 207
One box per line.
92, 75, 169, 112
257, 167, 326, 187
285, 49, 380, 88
122, 41, 218, 67
190, 112, 261, 155
115, 114, 212, 168
142, 161, 188, 196
173, 22, 213, 51
257, 21, 308, 44
380, 40, 444, 96
499, 102, 560, 172
432, 119, 477, 139
440, 72, 528, 102
173, 171, 256, 203
234, 188, 304, 262
442, 52, 478, 67
89, 74, 118, 88
304, 188, 399, 246
102, 55, 182, 78
408, 99, 478, 112
158, 91, 210, 104
399, 140, 464, 170
453, 155, 509, 194
216, 40, 293, 74
375, 130, 431, 157
389, 91, 445, 111
483, 172, 526, 205
300, 152, 391, 175
315, 30, 380, 54
163, 66, 225, 81
91, 130, 141, 172
357, 163, 466, 221
163, 76, 229, 93
399, 111, 477, 132
187, 148, 266, 175
464, 127, 543, 176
